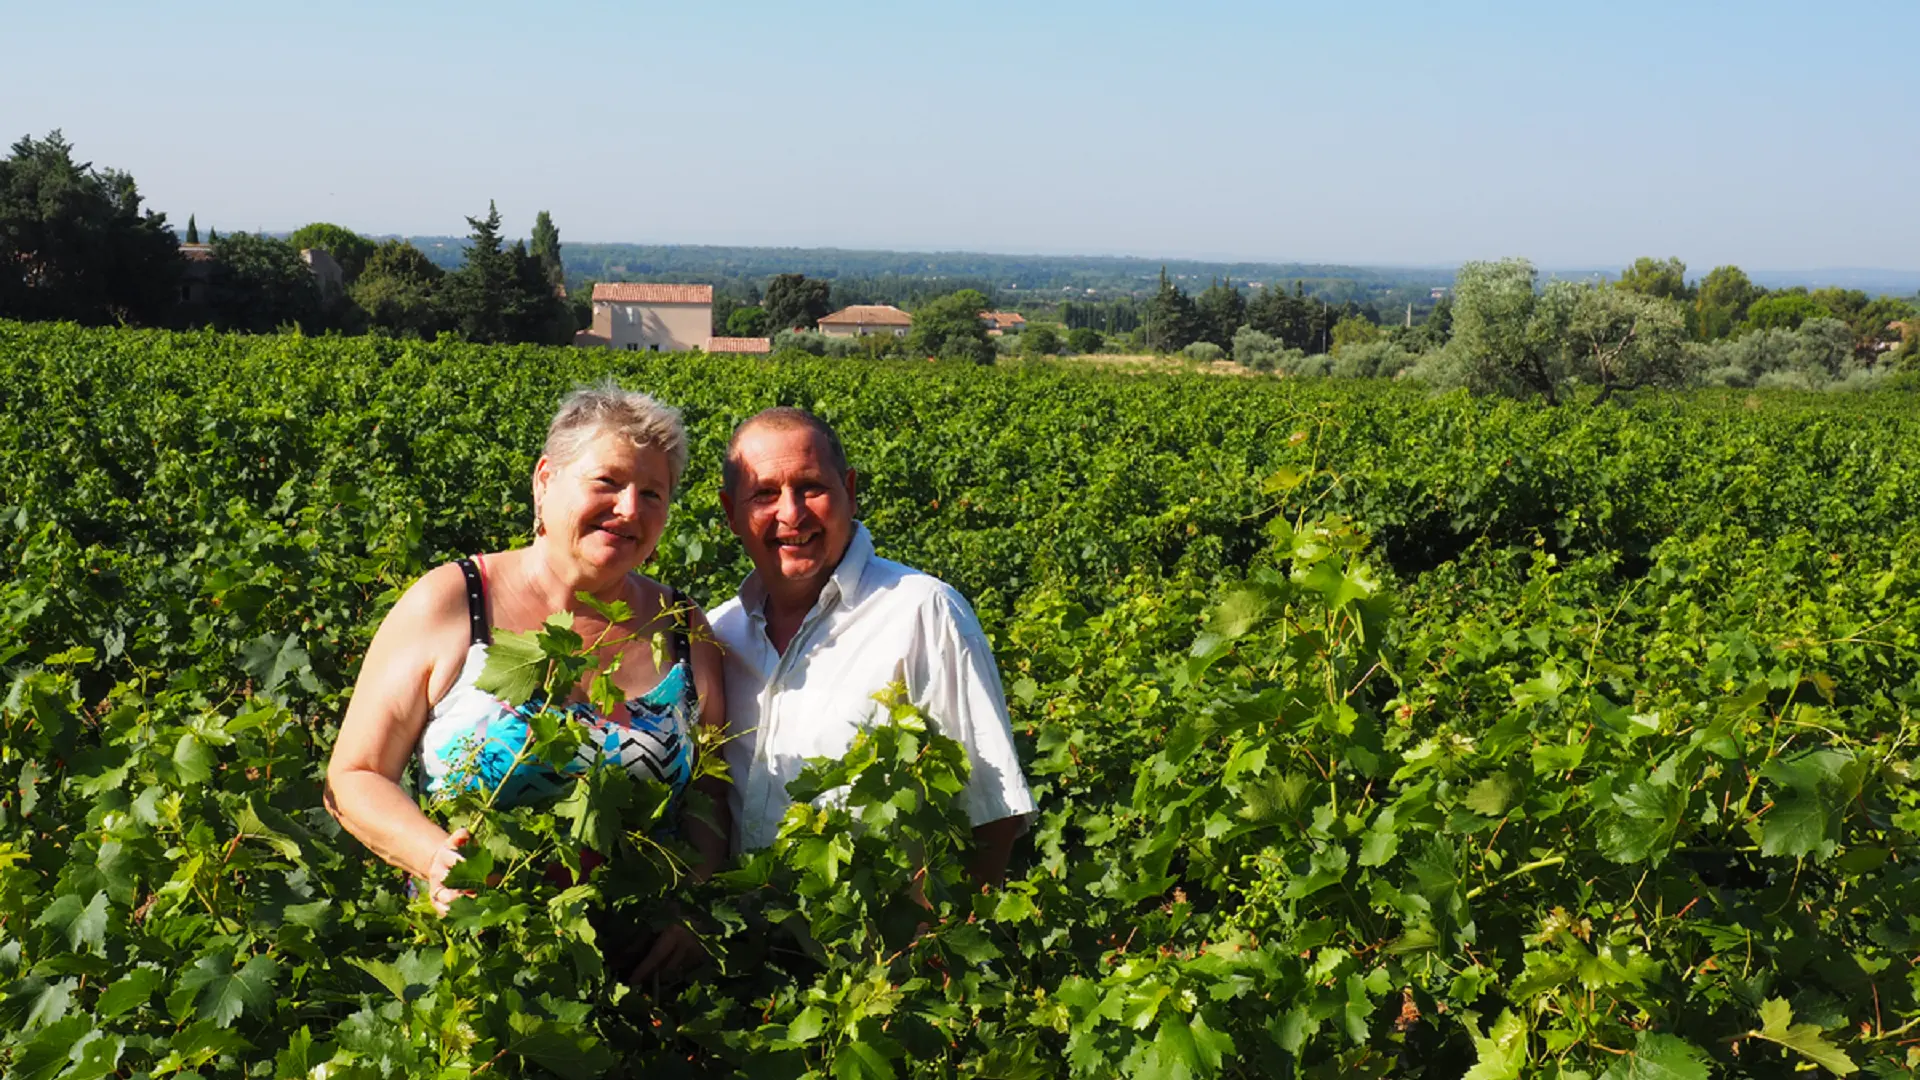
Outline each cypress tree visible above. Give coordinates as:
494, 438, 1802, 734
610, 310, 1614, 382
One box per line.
185, 214, 198, 244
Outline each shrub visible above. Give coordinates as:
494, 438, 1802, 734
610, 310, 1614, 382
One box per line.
1065, 327, 1104, 354
1183, 341, 1226, 363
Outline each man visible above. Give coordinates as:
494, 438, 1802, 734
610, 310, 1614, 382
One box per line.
708, 407, 1033, 887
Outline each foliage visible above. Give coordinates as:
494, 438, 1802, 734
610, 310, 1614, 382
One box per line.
1064, 326, 1103, 354
1231, 326, 1305, 373
530, 211, 564, 292
0, 130, 181, 326
907, 289, 993, 364
207, 232, 322, 334
287, 224, 376, 283
1742, 292, 1832, 333
1023, 325, 1060, 357
1556, 283, 1691, 402
1331, 314, 1382, 353
1144, 267, 1201, 353
1693, 265, 1761, 341
763, 273, 834, 332
1182, 340, 1225, 362
351, 240, 447, 339
1615, 256, 1693, 304
726, 305, 770, 338
3, 320, 1920, 1078
441, 202, 571, 346
1194, 280, 1246, 350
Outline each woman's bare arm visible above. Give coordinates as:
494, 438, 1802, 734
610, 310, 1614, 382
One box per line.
325, 565, 469, 908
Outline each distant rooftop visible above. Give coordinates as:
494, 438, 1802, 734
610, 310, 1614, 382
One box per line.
818, 304, 912, 326
591, 283, 713, 304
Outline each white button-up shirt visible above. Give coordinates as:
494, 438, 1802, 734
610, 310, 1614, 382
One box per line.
708, 523, 1035, 852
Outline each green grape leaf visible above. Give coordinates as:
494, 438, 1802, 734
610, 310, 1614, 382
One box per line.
1602, 1032, 1710, 1080
96, 966, 164, 1018
35, 890, 108, 955
239, 632, 313, 695
1748, 997, 1857, 1075
177, 952, 280, 1028
1462, 1008, 1528, 1080
475, 626, 552, 704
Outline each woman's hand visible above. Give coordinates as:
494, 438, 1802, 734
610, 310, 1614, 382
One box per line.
423, 826, 475, 916
630, 920, 706, 988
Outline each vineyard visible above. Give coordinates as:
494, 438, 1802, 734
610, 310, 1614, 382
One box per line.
2, 318, 1919, 1078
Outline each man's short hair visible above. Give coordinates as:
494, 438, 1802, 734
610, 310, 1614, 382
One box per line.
722, 407, 851, 495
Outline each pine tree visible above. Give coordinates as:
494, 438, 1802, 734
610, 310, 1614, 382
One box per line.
1144, 267, 1200, 353
185, 214, 198, 244
443, 201, 515, 344
208, 227, 219, 243
530, 210, 563, 292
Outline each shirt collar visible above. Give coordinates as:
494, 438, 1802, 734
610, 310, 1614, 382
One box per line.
742, 521, 875, 624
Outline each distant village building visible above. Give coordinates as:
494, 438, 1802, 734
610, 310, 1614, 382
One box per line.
980, 311, 1026, 334
817, 304, 912, 338
301, 249, 345, 304
705, 336, 772, 355
178, 243, 214, 306
577, 283, 714, 351
1430, 287, 1447, 300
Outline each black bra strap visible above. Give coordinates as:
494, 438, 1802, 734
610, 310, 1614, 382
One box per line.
455, 557, 490, 646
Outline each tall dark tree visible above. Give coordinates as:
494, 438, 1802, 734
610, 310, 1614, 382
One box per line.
185, 214, 198, 244
1194, 278, 1246, 349
442, 202, 519, 344
0, 131, 181, 325
207, 232, 320, 333
1245, 281, 1331, 352
762, 273, 833, 331
507, 239, 572, 344
207, 227, 219, 243
530, 211, 564, 292
1143, 268, 1200, 352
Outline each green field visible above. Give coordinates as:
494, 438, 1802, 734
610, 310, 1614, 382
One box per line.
2, 320, 1918, 1078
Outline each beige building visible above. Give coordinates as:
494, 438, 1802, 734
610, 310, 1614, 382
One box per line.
817, 304, 912, 338
580, 283, 714, 351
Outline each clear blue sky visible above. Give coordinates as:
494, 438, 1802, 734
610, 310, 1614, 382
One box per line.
7, 0, 1915, 270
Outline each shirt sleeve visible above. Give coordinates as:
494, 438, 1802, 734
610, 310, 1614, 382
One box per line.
908, 585, 1036, 829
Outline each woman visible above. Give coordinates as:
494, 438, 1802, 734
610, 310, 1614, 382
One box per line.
326, 383, 726, 983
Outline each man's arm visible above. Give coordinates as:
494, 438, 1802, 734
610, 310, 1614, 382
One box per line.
911, 586, 1037, 890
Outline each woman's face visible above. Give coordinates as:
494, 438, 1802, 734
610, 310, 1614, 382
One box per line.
534, 431, 674, 576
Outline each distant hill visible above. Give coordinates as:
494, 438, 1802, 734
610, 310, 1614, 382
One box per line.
396, 238, 1456, 313
385, 238, 1920, 307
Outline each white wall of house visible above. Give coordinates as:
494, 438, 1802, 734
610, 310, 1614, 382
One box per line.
596, 301, 712, 351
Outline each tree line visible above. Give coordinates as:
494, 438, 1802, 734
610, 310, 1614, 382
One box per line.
0, 133, 572, 345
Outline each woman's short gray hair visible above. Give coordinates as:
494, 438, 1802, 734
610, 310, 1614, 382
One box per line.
541, 381, 689, 494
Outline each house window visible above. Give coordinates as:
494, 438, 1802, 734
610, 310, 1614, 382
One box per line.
625, 343, 637, 351
650, 344, 660, 352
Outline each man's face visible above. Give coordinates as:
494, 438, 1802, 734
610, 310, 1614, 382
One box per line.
721, 425, 857, 600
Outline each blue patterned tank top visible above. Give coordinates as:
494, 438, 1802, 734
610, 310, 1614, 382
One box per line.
417, 557, 698, 809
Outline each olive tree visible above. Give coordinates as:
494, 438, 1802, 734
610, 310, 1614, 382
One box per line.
1448, 259, 1687, 404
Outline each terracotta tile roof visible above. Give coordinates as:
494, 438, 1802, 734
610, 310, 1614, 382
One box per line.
705, 336, 772, 354
180, 243, 215, 262
982, 311, 1026, 326
818, 304, 913, 326
592, 283, 713, 304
